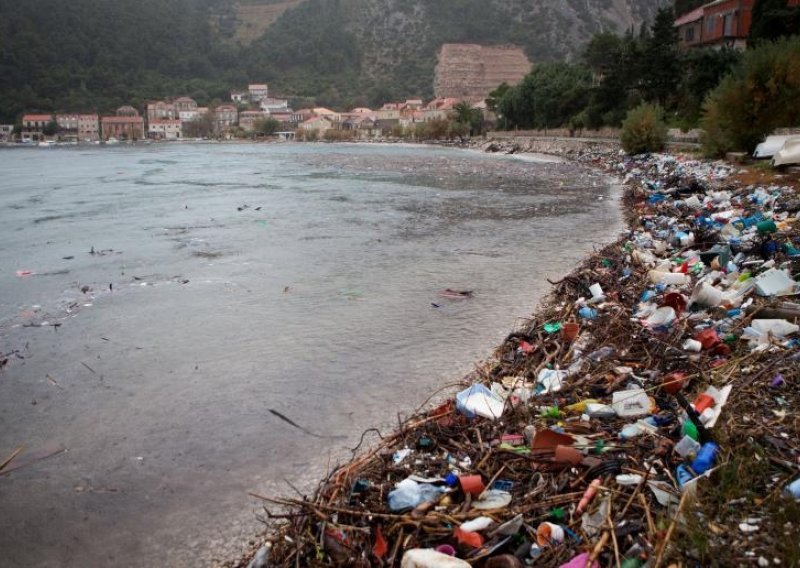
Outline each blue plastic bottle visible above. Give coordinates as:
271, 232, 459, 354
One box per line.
691, 442, 719, 475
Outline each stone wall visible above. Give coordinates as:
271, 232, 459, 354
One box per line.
434, 44, 531, 100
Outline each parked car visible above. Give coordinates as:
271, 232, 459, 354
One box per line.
753, 135, 792, 159
772, 136, 800, 168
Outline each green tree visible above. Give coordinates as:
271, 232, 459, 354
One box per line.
621, 103, 668, 154
676, 48, 740, 128
183, 114, 215, 138
749, 0, 800, 45
501, 63, 592, 130
701, 35, 800, 155
253, 117, 280, 136
486, 83, 511, 113
42, 119, 58, 136
450, 102, 484, 136
641, 7, 681, 108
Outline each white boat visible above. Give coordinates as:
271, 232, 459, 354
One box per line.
753, 135, 792, 159
38, 140, 56, 147
105, 137, 119, 145
772, 136, 800, 167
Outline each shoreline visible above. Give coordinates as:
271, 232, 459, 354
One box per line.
234, 141, 799, 567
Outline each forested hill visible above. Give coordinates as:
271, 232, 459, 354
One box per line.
0, 0, 665, 122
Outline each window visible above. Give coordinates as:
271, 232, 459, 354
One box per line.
705, 15, 716, 35
685, 27, 695, 42
723, 13, 735, 36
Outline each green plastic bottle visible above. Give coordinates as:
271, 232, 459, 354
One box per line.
682, 419, 699, 442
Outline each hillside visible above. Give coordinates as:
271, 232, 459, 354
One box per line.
0, 0, 667, 121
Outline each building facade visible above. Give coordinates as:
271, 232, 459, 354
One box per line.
148, 119, 182, 140
674, 0, 798, 50
214, 105, 238, 133
101, 117, 145, 141
248, 84, 269, 102
78, 114, 100, 141
0, 124, 14, 141
21, 114, 53, 142
238, 110, 267, 132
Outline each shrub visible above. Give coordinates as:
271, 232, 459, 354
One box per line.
322, 129, 354, 141
701, 35, 800, 156
620, 103, 668, 154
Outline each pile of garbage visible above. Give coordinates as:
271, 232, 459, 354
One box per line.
246, 153, 799, 568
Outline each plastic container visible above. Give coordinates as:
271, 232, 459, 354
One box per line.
612, 389, 651, 417
694, 393, 715, 413
458, 475, 485, 496
690, 281, 724, 308
578, 307, 598, 319
674, 435, 701, 458
589, 283, 604, 299
401, 549, 471, 568
691, 442, 719, 474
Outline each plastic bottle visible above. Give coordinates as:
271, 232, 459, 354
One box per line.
676, 464, 694, 487
682, 419, 699, 442
691, 442, 719, 474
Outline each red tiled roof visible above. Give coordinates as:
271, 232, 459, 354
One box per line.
23, 114, 53, 121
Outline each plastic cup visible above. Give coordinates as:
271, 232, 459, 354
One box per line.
682, 339, 702, 352
589, 283, 604, 299
554, 444, 583, 465
690, 282, 724, 308
458, 474, 485, 496
561, 322, 580, 342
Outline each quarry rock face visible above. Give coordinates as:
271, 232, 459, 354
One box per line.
434, 44, 532, 101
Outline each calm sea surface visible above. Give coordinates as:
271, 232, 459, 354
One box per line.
0, 143, 622, 567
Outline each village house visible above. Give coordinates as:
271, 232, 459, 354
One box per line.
214, 104, 238, 134
148, 119, 182, 140
399, 110, 426, 129
401, 99, 424, 112
78, 114, 100, 142
376, 103, 400, 121
341, 114, 378, 139
248, 84, 269, 103
101, 106, 144, 141
268, 110, 296, 128
311, 107, 340, 122
173, 97, 198, 121
238, 110, 267, 132
300, 115, 333, 134
292, 109, 315, 124
20, 114, 53, 142
422, 98, 460, 122
146, 100, 176, 123
259, 97, 289, 114
230, 90, 247, 103
55, 114, 79, 132
675, 0, 800, 50
0, 124, 14, 142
